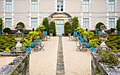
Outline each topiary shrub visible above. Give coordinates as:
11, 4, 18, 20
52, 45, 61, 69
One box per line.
49, 21, 56, 35
110, 28, 116, 34
36, 25, 46, 32
0, 18, 3, 34
0, 34, 16, 52
3, 27, 11, 34
64, 22, 72, 36
75, 27, 84, 35
15, 22, 25, 32
95, 22, 106, 30
116, 18, 120, 34
72, 16, 79, 31
42, 18, 49, 32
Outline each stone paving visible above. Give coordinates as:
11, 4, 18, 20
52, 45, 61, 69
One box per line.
29, 36, 91, 75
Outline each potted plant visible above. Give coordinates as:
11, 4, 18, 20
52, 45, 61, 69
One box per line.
89, 39, 99, 52
116, 18, 120, 34
36, 25, 46, 32
110, 28, 116, 34
21, 34, 32, 52
72, 16, 79, 32
0, 18, 3, 34
67, 29, 72, 37
49, 29, 54, 36
49, 21, 56, 36
42, 18, 49, 33
75, 27, 84, 35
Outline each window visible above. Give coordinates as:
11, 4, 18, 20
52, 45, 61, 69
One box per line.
5, 0, 12, 12
57, 0, 64, 12
83, 0, 89, 12
5, 18, 12, 28
31, 0, 38, 12
31, 18, 38, 29
108, 0, 115, 12
108, 18, 115, 28
83, 18, 89, 29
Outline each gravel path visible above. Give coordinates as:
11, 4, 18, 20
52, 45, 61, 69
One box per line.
63, 37, 91, 75
30, 37, 58, 75
0, 57, 15, 68
29, 36, 91, 75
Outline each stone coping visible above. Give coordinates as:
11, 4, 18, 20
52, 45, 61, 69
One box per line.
91, 52, 120, 75
0, 52, 30, 75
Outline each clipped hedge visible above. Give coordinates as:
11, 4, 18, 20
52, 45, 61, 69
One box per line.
0, 34, 16, 52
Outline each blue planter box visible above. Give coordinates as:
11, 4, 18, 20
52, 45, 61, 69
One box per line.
26, 46, 31, 53
0, 30, 2, 34
90, 47, 97, 52
96, 30, 102, 34
78, 35, 83, 40
43, 31, 48, 36
73, 31, 78, 36
80, 38, 85, 42
30, 42, 36, 48
86, 42, 91, 48
118, 31, 120, 34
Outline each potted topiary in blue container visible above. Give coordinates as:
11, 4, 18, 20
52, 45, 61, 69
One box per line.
116, 18, 120, 34
89, 39, 99, 52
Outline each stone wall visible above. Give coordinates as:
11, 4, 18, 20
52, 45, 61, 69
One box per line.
0, 52, 30, 75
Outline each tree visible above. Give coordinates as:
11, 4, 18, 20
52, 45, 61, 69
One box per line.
116, 18, 120, 31
42, 18, 49, 32
0, 18, 3, 34
49, 21, 56, 35
72, 16, 79, 31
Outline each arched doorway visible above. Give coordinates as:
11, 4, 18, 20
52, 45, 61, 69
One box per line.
49, 12, 72, 36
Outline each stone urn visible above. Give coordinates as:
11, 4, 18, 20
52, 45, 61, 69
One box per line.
99, 30, 108, 50
14, 30, 24, 52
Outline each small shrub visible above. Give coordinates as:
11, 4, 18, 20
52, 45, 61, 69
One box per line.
49, 29, 54, 33
95, 22, 106, 30
42, 18, 49, 32
98, 50, 119, 67
49, 21, 56, 35
72, 16, 79, 31
3, 27, 11, 34
36, 25, 46, 32
116, 18, 120, 31
0, 18, 3, 30
64, 22, 72, 35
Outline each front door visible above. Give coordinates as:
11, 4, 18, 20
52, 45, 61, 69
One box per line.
56, 20, 64, 36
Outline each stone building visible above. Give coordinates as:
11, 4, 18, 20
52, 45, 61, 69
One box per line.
0, 0, 120, 35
